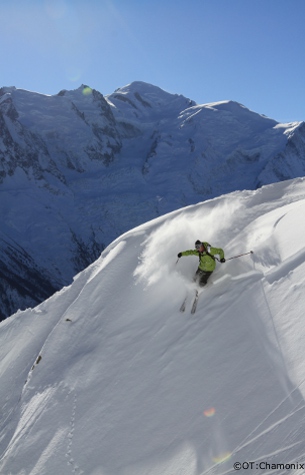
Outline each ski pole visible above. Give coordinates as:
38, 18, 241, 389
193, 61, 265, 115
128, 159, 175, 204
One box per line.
225, 250, 254, 261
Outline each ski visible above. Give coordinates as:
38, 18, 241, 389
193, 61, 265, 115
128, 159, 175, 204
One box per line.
179, 296, 187, 312
180, 289, 201, 314
191, 290, 199, 314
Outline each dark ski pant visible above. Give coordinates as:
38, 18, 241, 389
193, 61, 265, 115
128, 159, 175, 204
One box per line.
194, 269, 213, 287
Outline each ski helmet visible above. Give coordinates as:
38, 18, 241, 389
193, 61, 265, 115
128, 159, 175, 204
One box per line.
195, 240, 202, 249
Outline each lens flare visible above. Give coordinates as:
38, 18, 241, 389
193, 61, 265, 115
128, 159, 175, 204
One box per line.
203, 407, 216, 417
83, 87, 93, 96
212, 452, 232, 464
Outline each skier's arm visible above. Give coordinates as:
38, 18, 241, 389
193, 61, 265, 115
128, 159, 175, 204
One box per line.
209, 246, 225, 261
177, 250, 199, 258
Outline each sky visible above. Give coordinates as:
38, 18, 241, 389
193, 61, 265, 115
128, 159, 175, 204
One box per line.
1, 0, 305, 123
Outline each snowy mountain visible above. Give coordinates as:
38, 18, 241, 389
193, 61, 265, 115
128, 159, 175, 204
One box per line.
1, 177, 305, 474
1, 81, 305, 319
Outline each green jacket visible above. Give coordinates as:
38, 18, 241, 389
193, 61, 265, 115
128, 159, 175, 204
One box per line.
181, 242, 224, 272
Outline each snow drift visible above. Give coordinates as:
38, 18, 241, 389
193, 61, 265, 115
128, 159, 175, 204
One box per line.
1, 177, 305, 474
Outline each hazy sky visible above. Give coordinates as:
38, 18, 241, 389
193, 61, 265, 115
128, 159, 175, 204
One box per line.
1, 0, 305, 123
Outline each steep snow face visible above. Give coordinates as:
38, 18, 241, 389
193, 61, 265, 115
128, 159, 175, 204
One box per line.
1, 178, 305, 474
258, 122, 305, 185
1, 81, 305, 319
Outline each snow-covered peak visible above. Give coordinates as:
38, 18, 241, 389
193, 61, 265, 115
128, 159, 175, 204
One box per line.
112, 80, 192, 104
107, 80, 195, 119
1, 82, 120, 174
179, 99, 280, 130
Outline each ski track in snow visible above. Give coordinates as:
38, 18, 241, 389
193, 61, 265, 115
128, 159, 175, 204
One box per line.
65, 390, 84, 474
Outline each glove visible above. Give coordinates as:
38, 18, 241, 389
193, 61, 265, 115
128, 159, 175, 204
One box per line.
177, 253, 182, 258
220, 258, 226, 263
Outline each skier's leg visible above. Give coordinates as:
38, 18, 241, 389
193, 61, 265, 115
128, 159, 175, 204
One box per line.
193, 268, 202, 283
199, 271, 213, 287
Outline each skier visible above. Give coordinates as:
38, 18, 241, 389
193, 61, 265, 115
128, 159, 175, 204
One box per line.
177, 240, 225, 287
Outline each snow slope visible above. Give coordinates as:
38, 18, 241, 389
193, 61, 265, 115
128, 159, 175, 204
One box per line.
1, 177, 305, 474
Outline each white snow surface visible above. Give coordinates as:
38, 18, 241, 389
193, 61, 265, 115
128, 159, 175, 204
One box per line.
1, 177, 305, 474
